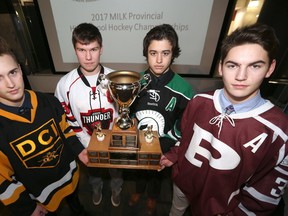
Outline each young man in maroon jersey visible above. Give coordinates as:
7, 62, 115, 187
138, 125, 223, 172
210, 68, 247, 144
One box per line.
160, 23, 288, 216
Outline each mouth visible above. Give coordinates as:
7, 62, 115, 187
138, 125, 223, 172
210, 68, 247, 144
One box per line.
84, 63, 95, 67
154, 66, 163, 70
9, 89, 19, 95
232, 84, 248, 89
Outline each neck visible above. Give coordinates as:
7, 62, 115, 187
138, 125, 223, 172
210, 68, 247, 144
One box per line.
149, 67, 170, 77
80, 64, 101, 76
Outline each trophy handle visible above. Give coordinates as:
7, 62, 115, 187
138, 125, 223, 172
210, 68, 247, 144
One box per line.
139, 74, 151, 93
99, 73, 106, 82
98, 73, 109, 89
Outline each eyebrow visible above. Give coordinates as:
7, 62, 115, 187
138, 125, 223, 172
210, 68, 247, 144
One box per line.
224, 60, 266, 65
9, 67, 19, 75
76, 46, 99, 50
149, 50, 171, 53
0, 67, 18, 77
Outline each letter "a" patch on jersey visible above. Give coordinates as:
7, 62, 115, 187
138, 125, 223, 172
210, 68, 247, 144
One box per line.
165, 97, 176, 111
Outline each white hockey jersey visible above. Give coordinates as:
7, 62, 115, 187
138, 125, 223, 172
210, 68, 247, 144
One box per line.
55, 66, 118, 147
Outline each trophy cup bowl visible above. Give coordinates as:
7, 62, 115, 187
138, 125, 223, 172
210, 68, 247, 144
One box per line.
106, 70, 150, 130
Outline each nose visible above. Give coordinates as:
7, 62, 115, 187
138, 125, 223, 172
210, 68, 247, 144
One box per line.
156, 53, 162, 63
5, 76, 15, 88
86, 51, 92, 60
235, 67, 248, 81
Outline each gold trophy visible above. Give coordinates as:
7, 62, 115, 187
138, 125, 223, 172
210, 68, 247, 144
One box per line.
87, 71, 162, 170
106, 70, 150, 130
105, 70, 150, 149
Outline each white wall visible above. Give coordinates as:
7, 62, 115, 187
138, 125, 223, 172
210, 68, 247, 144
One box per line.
27, 74, 223, 94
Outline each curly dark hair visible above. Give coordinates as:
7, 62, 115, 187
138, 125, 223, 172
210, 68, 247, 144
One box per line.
143, 24, 181, 64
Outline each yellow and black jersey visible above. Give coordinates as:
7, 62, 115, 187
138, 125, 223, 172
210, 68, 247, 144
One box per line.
0, 90, 84, 215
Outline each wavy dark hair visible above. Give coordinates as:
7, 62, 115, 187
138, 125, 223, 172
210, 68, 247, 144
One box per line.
220, 23, 279, 65
143, 24, 181, 64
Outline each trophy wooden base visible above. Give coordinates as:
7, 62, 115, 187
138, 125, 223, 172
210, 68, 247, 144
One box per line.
87, 129, 162, 170
109, 119, 138, 150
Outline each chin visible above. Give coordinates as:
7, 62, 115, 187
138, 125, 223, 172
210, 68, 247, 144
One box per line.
152, 70, 164, 76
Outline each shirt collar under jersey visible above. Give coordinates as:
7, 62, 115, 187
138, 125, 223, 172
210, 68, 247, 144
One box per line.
219, 88, 266, 114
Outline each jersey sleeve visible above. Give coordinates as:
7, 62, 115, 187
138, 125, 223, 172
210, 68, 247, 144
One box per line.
173, 85, 195, 137
50, 95, 85, 155
164, 82, 195, 151
230, 152, 288, 215
55, 78, 90, 148
164, 98, 195, 163
0, 151, 37, 215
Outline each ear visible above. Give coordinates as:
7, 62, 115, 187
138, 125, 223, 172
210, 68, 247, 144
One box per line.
265, 59, 276, 78
100, 46, 103, 55
218, 61, 223, 76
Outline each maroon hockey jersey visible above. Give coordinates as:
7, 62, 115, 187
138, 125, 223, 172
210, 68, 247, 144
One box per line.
166, 89, 288, 215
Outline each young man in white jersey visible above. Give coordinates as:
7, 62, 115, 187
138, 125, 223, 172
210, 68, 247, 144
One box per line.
160, 23, 288, 215
55, 23, 123, 207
